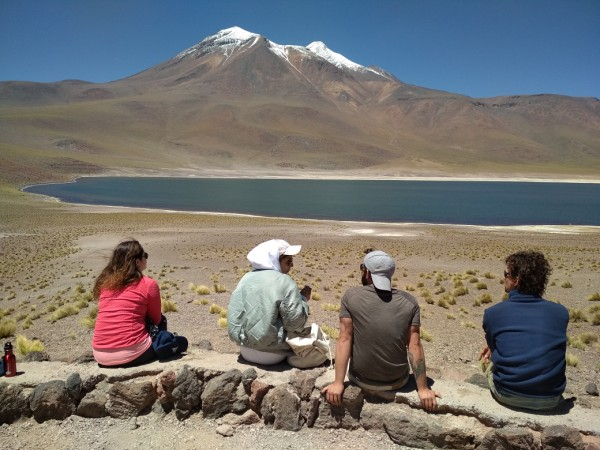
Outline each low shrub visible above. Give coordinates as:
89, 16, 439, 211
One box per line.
566, 353, 579, 367
0, 319, 17, 339
16, 335, 45, 355
161, 299, 178, 313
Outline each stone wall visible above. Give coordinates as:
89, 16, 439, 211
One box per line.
1, 358, 599, 449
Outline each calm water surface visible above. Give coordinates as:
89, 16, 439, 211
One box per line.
23, 177, 600, 226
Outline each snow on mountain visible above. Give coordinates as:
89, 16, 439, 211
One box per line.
176, 26, 259, 59
306, 41, 362, 70
176, 26, 383, 76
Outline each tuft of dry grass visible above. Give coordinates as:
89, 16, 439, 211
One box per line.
16, 335, 45, 355
161, 299, 178, 313
420, 327, 433, 342
566, 353, 579, 367
321, 325, 339, 339
0, 318, 17, 339
587, 292, 600, 302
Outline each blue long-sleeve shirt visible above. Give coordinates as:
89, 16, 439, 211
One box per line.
482, 290, 568, 398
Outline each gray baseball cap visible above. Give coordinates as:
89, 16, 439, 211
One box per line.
364, 250, 396, 291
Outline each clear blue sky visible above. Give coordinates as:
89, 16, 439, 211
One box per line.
1, 0, 598, 98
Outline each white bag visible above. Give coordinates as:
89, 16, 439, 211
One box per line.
285, 323, 331, 369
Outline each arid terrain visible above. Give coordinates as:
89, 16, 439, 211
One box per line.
1, 181, 599, 448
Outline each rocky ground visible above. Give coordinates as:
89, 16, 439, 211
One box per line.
1, 188, 599, 448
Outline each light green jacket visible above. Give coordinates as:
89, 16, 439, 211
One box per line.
227, 270, 309, 352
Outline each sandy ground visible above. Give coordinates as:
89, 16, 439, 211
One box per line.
1, 185, 599, 448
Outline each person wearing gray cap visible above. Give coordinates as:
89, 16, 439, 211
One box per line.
322, 249, 440, 412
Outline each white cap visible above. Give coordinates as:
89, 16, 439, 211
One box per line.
247, 239, 302, 271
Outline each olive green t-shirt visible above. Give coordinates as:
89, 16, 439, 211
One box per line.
340, 285, 420, 390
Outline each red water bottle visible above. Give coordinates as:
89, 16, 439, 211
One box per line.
4, 341, 16, 377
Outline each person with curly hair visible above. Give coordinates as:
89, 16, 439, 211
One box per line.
92, 239, 163, 368
480, 251, 569, 410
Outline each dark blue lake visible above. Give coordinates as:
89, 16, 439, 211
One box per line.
23, 177, 600, 226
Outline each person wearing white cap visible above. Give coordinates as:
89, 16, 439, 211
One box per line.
227, 239, 324, 367
322, 249, 440, 412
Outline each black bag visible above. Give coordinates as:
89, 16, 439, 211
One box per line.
146, 314, 188, 360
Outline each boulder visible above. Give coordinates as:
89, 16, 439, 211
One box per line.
478, 428, 535, 450
29, 380, 77, 422
105, 381, 156, 418
541, 425, 585, 450
201, 369, 247, 419
261, 383, 303, 431
0, 382, 29, 424
172, 365, 203, 420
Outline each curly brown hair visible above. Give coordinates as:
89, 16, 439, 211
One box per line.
93, 239, 146, 300
505, 251, 552, 297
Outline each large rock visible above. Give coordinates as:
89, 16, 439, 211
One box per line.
384, 410, 432, 448
541, 425, 585, 450
65, 372, 82, 400
105, 381, 156, 418
314, 384, 363, 430
155, 370, 177, 404
248, 379, 271, 413
0, 382, 29, 424
29, 380, 77, 422
289, 368, 325, 401
76, 381, 109, 418
261, 383, 303, 431
201, 369, 247, 419
478, 428, 535, 450
172, 365, 203, 420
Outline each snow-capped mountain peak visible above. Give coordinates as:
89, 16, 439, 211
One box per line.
175, 27, 386, 77
306, 41, 363, 71
176, 26, 259, 59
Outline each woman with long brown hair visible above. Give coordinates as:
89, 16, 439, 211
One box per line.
92, 239, 162, 367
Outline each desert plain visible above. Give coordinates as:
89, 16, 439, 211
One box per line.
1, 178, 600, 449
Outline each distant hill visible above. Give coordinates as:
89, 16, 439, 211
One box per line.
1, 26, 599, 185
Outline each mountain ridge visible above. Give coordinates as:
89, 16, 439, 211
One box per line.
1, 26, 599, 185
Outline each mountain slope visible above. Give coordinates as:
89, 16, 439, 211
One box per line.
1, 26, 599, 184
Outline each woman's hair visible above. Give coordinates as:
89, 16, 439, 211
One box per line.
93, 239, 145, 300
505, 250, 552, 297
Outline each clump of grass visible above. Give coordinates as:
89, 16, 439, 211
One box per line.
483, 272, 495, 279
311, 292, 322, 301
322, 303, 340, 312
209, 304, 224, 315
478, 293, 493, 305
213, 283, 227, 294
587, 292, 600, 302
434, 286, 446, 295
217, 317, 228, 329
193, 298, 210, 306
569, 308, 587, 322
161, 299, 178, 313
0, 319, 17, 339
321, 325, 339, 339
476, 282, 488, 290
590, 312, 600, 326
461, 321, 477, 329
48, 305, 80, 323
420, 328, 433, 342
16, 335, 45, 355
566, 353, 579, 367
405, 285, 416, 292
437, 298, 450, 309
446, 314, 456, 320
561, 281, 573, 289
81, 305, 98, 330
190, 283, 211, 295
453, 286, 469, 297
